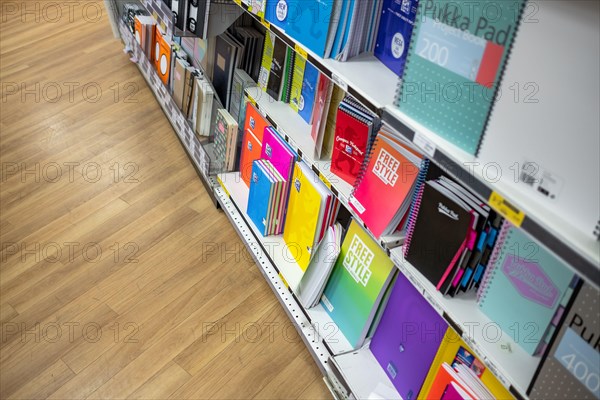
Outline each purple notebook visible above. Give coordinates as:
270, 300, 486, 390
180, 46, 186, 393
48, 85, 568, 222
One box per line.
370, 273, 446, 400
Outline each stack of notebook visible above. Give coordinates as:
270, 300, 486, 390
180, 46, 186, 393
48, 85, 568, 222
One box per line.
283, 161, 340, 272
370, 272, 447, 399
247, 159, 287, 236
321, 219, 395, 349
350, 125, 423, 239
213, 109, 239, 173
374, 0, 418, 77
258, 34, 296, 104
420, 328, 514, 399
477, 221, 576, 355
230, 69, 256, 129
213, 32, 244, 110
259, 127, 298, 233
403, 173, 503, 297
134, 15, 156, 60
395, 0, 526, 154
330, 96, 380, 185
296, 223, 343, 308
192, 76, 214, 137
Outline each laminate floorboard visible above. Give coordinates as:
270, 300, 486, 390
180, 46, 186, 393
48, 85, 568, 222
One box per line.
0, 2, 330, 398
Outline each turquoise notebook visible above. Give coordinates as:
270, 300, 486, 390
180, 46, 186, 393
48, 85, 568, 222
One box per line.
396, 0, 526, 154
477, 222, 575, 355
321, 219, 395, 348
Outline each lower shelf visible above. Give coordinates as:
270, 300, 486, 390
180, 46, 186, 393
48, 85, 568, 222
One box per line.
214, 173, 402, 400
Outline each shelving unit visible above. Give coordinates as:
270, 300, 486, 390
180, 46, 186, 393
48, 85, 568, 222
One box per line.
118, 19, 219, 206
106, 1, 599, 398
383, 106, 600, 289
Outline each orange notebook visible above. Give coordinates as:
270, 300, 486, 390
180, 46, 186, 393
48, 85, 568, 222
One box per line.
240, 102, 270, 186
349, 133, 421, 238
428, 363, 477, 399
240, 129, 262, 187
154, 27, 171, 85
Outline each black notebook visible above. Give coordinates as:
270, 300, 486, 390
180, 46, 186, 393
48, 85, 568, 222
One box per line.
266, 39, 288, 101
186, 0, 210, 38
405, 181, 472, 289
212, 33, 242, 110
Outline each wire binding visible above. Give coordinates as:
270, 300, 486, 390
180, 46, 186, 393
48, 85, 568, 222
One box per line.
477, 220, 511, 304
403, 158, 430, 258
393, 0, 423, 108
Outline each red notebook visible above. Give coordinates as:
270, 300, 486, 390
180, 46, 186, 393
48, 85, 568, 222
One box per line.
350, 134, 421, 238
330, 108, 371, 185
240, 102, 271, 186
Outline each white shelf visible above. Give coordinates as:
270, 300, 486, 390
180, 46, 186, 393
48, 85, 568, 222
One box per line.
389, 247, 537, 398
218, 172, 307, 291
384, 105, 600, 288
332, 347, 402, 400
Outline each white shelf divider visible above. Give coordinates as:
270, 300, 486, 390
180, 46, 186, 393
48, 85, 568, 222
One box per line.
389, 247, 538, 398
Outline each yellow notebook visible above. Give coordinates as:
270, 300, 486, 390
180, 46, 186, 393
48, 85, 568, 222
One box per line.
283, 162, 326, 272
419, 328, 514, 400
258, 31, 275, 91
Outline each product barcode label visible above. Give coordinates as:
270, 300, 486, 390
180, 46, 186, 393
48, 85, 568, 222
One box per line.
331, 73, 348, 91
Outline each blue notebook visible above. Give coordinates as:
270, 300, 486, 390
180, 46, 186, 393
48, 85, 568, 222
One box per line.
247, 160, 276, 236
374, 0, 418, 77
264, 0, 289, 31
477, 222, 575, 355
298, 62, 319, 124
284, 0, 335, 56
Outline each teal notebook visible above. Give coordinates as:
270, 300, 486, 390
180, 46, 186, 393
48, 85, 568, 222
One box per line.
321, 219, 395, 348
396, 0, 526, 154
477, 222, 575, 355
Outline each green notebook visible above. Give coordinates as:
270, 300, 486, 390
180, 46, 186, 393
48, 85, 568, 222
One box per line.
289, 54, 306, 113
258, 31, 275, 91
396, 0, 526, 154
321, 219, 395, 348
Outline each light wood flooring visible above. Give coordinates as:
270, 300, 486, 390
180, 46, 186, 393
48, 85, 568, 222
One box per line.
0, 2, 330, 398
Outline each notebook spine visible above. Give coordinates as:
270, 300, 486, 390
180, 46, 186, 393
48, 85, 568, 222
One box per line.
403, 158, 430, 258
477, 220, 511, 304
475, 0, 527, 156
393, 0, 423, 108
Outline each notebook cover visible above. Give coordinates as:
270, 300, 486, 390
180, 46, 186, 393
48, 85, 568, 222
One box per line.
370, 273, 446, 400
374, 0, 418, 77
298, 61, 319, 124
247, 161, 275, 236
258, 31, 276, 91
529, 282, 599, 400
186, 0, 209, 38
330, 107, 371, 185
265, 0, 289, 31
266, 38, 288, 100
213, 109, 228, 171
441, 382, 473, 400
350, 135, 420, 238
283, 162, 325, 272
397, 0, 526, 154
284, 0, 335, 56
154, 27, 171, 85
405, 182, 471, 287
310, 73, 333, 145
261, 127, 297, 182
321, 85, 346, 158
289, 55, 306, 113
239, 129, 263, 188
280, 46, 296, 102
213, 33, 238, 109
321, 219, 395, 348
427, 364, 478, 400
478, 225, 575, 355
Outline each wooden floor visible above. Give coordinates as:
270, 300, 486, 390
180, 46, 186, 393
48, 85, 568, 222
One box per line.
0, 2, 330, 398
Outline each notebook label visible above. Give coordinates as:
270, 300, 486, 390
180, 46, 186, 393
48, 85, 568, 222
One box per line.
343, 234, 374, 287
321, 294, 334, 312
488, 191, 525, 227
519, 160, 565, 201
348, 196, 365, 214
415, 17, 504, 88
413, 131, 436, 158
331, 73, 348, 92
386, 362, 398, 379
555, 328, 600, 398
502, 254, 560, 308
276, 0, 288, 21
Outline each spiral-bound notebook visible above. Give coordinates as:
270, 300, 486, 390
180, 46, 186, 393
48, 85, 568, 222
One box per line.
477, 221, 575, 355
349, 130, 422, 238
394, 0, 527, 155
